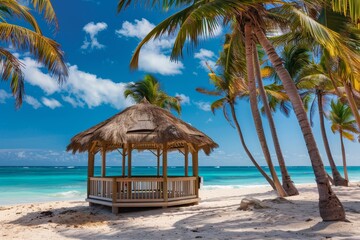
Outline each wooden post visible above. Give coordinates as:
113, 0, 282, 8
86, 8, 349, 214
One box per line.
122, 146, 126, 177
157, 148, 160, 177
192, 148, 199, 198
128, 144, 132, 177
101, 146, 106, 199
101, 146, 106, 177
112, 177, 118, 214
162, 143, 168, 206
127, 144, 132, 199
87, 151, 95, 199
184, 145, 189, 177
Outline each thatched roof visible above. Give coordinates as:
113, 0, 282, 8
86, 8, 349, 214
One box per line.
66, 98, 218, 155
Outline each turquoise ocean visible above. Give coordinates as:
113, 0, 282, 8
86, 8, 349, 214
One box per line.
1, 166, 359, 205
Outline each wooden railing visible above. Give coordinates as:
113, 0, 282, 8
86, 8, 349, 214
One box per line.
89, 177, 113, 200
88, 176, 197, 202
168, 177, 196, 199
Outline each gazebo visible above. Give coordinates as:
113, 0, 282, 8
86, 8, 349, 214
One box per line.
67, 98, 218, 213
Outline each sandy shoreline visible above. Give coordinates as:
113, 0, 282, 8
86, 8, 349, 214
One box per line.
1, 183, 360, 239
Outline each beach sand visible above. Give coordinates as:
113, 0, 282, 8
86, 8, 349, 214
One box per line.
1, 183, 360, 240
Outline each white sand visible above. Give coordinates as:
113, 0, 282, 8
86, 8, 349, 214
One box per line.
1, 183, 360, 239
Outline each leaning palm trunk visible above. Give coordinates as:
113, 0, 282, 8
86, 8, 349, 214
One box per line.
253, 46, 299, 196
344, 82, 360, 130
245, 22, 287, 197
254, 25, 345, 221
339, 131, 349, 182
229, 102, 276, 190
317, 92, 348, 186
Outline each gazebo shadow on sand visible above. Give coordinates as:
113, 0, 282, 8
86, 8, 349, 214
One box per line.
66, 98, 218, 214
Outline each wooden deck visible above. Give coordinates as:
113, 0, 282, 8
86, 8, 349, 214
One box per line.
87, 176, 199, 213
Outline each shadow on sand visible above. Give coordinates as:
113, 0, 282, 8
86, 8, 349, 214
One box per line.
9, 185, 360, 240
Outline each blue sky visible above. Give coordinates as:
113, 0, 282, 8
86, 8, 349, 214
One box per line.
0, 0, 359, 166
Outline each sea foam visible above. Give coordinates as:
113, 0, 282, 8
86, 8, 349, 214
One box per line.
48, 190, 84, 198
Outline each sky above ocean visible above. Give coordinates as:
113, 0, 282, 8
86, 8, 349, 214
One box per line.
0, 0, 359, 166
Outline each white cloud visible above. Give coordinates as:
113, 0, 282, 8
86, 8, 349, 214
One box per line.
62, 95, 84, 108
194, 48, 217, 71
42, 97, 62, 109
19, 56, 133, 110
21, 57, 60, 94
81, 22, 108, 50
64, 65, 132, 109
175, 93, 190, 105
137, 49, 184, 75
116, 18, 184, 75
24, 95, 42, 109
194, 49, 215, 59
116, 18, 155, 39
206, 118, 213, 123
0, 89, 11, 103
194, 101, 211, 111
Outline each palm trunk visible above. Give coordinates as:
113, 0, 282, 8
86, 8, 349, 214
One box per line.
229, 102, 276, 190
245, 22, 287, 197
317, 92, 348, 186
254, 25, 345, 221
253, 46, 299, 196
344, 82, 360, 130
340, 131, 349, 182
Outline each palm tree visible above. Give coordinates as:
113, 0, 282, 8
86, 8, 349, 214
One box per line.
0, 0, 68, 107
252, 6, 350, 220
329, 100, 359, 182
124, 74, 181, 114
245, 22, 287, 197
197, 33, 276, 191
117, 0, 350, 220
319, 7, 360, 131
298, 58, 348, 186
253, 46, 298, 196
272, 6, 360, 131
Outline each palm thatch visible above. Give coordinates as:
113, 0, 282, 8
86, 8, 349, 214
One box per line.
67, 98, 218, 155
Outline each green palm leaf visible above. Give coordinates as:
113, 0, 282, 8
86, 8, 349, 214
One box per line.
124, 74, 181, 114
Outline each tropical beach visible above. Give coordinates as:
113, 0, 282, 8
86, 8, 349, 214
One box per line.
1, 0, 360, 239
2, 167, 360, 239
1, 183, 360, 239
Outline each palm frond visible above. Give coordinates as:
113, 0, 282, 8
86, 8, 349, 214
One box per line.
117, 0, 193, 12
331, 0, 360, 27
288, 5, 360, 75
0, 0, 42, 33
210, 97, 226, 114
0, 48, 24, 106
342, 130, 355, 141
0, 23, 68, 82
124, 74, 181, 114
196, 87, 221, 96
31, 0, 58, 29
329, 99, 359, 139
